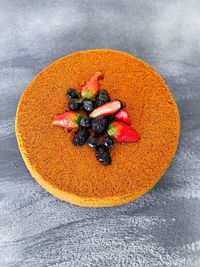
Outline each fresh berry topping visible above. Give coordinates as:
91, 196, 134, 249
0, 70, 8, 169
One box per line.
114, 100, 126, 109
107, 114, 115, 122
72, 128, 90, 146
89, 100, 121, 118
96, 145, 112, 165
107, 121, 140, 143
81, 72, 103, 99
53, 72, 140, 166
98, 89, 108, 96
66, 88, 79, 99
68, 98, 79, 110
120, 101, 126, 108
104, 136, 115, 148
83, 100, 94, 112
91, 116, 108, 134
80, 116, 91, 128
87, 136, 99, 148
95, 92, 111, 107
115, 108, 131, 125
52, 111, 81, 132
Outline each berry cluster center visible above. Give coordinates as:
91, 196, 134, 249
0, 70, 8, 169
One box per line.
52, 72, 140, 166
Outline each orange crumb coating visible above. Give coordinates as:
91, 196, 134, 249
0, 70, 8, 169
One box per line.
15, 49, 180, 207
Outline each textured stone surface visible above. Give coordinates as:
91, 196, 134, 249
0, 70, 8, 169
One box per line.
0, 0, 200, 266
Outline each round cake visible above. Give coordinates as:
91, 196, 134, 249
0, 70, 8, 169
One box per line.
16, 49, 180, 207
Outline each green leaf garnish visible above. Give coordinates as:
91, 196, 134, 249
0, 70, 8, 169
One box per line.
75, 98, 83, 103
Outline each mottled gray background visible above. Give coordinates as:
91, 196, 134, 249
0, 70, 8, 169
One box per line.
0, 0, 200, 266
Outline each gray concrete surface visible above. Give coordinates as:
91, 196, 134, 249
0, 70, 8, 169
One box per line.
1, 0, 200, 266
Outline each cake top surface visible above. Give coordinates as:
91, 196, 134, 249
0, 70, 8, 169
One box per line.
16, 49, 180, 199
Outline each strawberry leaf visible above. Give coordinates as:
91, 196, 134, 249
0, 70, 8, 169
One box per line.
75, 98, 83, 103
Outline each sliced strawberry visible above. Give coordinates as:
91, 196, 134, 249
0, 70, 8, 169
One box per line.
81, 72, 103, 99
52, 111, 81, 132
107, 121, 140, 143
115, 108, 131, 125
89, 100, 121, 118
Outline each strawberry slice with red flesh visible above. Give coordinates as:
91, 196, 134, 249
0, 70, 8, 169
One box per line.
81, 71, 103, 99
107, 121, 140, 143
52, 111, 81, 132
89, 100, 121, 118
115, 108, 131, 125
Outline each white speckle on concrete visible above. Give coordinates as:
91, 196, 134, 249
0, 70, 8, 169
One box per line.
0, 119, 15, 138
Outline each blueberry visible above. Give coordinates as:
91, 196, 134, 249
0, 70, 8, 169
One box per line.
104, 137, 114, 148
83, 100, 94, 113
91, 117, 108, 134
80, 116, 91, 128
68, 99, 79, 110
96, 145, 112, 165
72, 128, 90, 146
66, 88, 79, 99
87, 136, 99, 148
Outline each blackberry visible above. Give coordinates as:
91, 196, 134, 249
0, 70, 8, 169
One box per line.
98, 89, 108, 96
96, 145, 112, 165
87, 136, 99, 148
80, 116, 91, 128
68, 99, 79, 110
66, 88, 79, 99
83, 100, 94, 113
107, 114, 115, 122
72, 128, 90, 146
95, 90, 111, 107
91, 117, 108, 134
104, 137, 114, 148
96, 95, 111, 107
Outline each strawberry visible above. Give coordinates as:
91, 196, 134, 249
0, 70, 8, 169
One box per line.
81, 71, 103, 99
52, 111, 81, 132
115, 108, 131, 125
107, 121, 140, 143
89, 100, 121, 118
